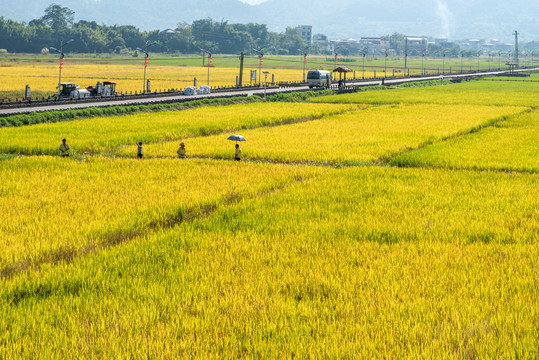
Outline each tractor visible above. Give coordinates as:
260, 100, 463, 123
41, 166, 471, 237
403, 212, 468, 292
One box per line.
58, 82, 90, 99
87, 81, 117, 97
58, 81, 117, 99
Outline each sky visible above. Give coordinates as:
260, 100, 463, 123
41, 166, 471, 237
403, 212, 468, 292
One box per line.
238, 0, 268, 4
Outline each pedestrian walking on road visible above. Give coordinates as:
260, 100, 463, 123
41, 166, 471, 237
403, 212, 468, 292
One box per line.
234, 143, 242, 161
59, 138, 70, 157
136, 141, 143, 159
177, 142, 186, 159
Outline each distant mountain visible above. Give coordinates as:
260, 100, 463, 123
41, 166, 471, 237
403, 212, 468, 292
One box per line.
2, 0, 538, 41
1, 0, 255, 29
255, 0, 538, 41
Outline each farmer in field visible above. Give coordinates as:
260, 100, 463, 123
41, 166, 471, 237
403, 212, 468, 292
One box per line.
177, 142, 186, 159
234, 143, 242, 161
136, 141, 143, 159
59, 138, 70, 157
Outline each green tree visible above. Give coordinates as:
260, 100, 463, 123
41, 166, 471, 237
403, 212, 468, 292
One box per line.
277, 27, 306, 55
71, 21, 106, 52
166, 22, 194, 53
117, 25, 145, 51
382, 33, 405, 54
41, 4, 74, 40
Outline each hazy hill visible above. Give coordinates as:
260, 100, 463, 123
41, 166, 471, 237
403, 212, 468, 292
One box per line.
2, 0, 538, 41
255, 0, 538, 41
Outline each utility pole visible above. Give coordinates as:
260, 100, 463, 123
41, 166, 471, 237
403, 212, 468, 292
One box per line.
263, 71, 269, 100
514, 30, 519, 68
361, 48, 367, 79
49, 39, 74, 99
477, 50, 482, 71
199, 48, 212, 86
238, 52, 244, 87
258, 54, 263, 86
442, 51, 446, 74
404, 37, 408, 70
302, 47, 309, 83
136, 41, 157, 93
201, 33, 207, 65
384, 49, 388, 78
333, 48, 339, 81
253, 48, 264, 86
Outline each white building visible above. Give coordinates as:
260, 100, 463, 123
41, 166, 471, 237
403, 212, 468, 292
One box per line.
296, 25, 313, 44
435, 38, 448, 46
359, 37, 390, 53
406, 37, 428, 52
329, 38, 362, 53
313, 33, 328, 48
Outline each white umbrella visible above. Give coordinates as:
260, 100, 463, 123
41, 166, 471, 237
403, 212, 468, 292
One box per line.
227, 135, 246, 143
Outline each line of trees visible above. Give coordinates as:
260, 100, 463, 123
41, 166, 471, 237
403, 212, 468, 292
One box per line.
3, 4, 537, 58
0, 4, 312, 55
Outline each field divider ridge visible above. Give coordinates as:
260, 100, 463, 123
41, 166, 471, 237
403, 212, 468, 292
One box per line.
104, 106, 363, 159
0, 171, 321, 281
378, 107, 533, 168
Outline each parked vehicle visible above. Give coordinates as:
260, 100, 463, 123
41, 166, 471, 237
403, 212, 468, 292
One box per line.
59, 83, 90, 99
87, 81, 117, 97
59, 81, 117, 99
307, 70, 331, 88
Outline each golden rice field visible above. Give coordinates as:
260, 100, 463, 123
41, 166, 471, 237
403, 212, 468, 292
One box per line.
1, 166, 537, 358
0, 57, 417, 100
0, 156, 319, 274
392, 110, 539, 172
0, 102, 354, 155
309, 76, 539, 107
0, 54, 529, 100
0, 75, 538, 358
0, 62, 306, 98
130, 104, 527, 163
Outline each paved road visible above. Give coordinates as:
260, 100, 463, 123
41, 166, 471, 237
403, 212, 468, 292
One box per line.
1, 68, 537, 116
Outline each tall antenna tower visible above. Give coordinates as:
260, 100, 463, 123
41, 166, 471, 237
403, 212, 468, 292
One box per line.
514, 31, 519, 68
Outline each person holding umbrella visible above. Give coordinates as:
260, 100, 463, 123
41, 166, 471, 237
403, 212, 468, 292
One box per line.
227, 135, 246, 161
